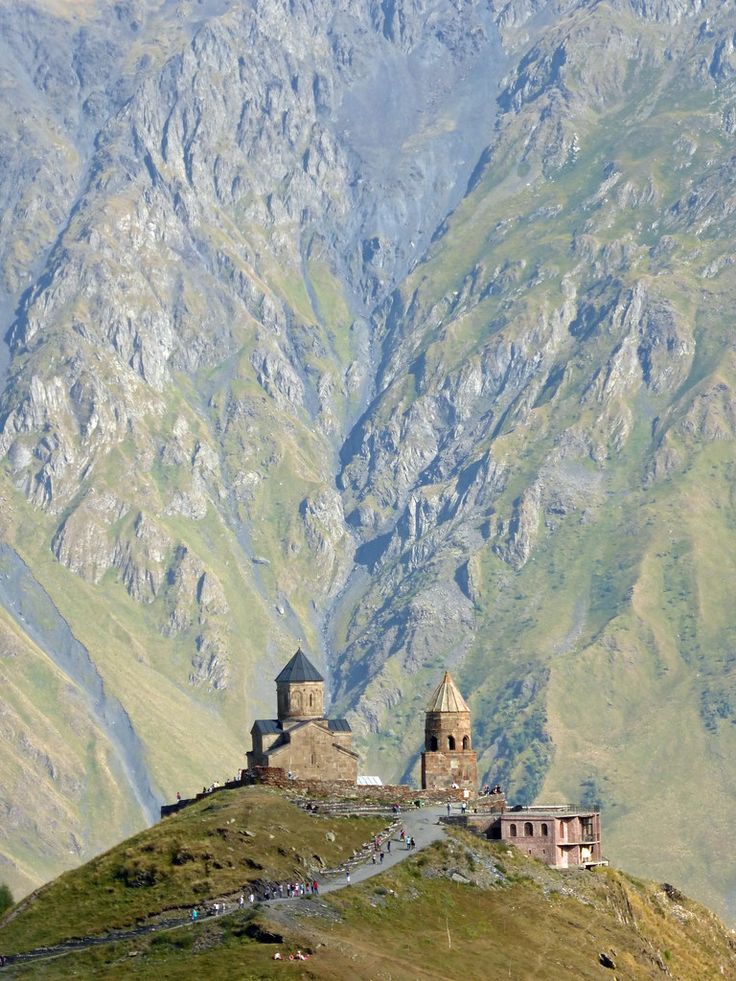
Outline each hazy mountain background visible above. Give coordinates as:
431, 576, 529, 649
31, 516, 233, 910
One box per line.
2, 0, 736, 923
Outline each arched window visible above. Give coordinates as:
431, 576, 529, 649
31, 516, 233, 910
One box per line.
541, 823, 549, 837
509, 823, 517, 837
430, 735, 439, 751
309, 692, 313, 708
311, 752, 317, 765
448, 735, 456, 750
462, 735, 470, 750
524, 822, 534, 837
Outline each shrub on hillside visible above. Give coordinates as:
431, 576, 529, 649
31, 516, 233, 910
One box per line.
0, 883, 13, 915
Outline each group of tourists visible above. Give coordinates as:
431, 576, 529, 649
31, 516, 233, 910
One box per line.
189, 877, 321, 922
240, 880, 319, 901
369, 831, 393, 865
280, 881, 319, 898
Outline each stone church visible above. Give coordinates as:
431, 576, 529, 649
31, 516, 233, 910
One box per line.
421, 671, 478, 790
246, 648, 359, 782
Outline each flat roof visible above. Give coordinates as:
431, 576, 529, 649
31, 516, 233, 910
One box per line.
502, 810, 599, 818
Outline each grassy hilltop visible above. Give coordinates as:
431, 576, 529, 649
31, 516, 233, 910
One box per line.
0, 787, 385, 956
0, 788, 734, 979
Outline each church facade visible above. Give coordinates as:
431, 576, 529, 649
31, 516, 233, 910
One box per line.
246, 648, 359, 782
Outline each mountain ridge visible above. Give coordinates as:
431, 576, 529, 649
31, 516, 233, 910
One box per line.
2, 0, 736, 927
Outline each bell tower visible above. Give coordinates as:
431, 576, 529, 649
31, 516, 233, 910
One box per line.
275, 647, 324, 721
421, 671, 478, 790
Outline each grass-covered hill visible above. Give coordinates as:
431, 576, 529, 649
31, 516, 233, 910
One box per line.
1, 791, 734, 979
0, 787, 386, 957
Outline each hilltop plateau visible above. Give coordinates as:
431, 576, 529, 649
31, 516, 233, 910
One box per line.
1, 787, 735, 979
3, 0, 736, 927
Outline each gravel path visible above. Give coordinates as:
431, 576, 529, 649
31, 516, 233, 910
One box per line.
318, 804, 446, 893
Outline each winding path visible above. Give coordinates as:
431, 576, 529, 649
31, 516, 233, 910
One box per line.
318, 804, 446, 893
0, 805, 448, 969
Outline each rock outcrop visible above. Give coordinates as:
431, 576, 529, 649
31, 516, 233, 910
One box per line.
2, 0, 736, 927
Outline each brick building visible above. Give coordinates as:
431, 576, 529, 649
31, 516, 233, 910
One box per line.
246, 648, 359, 782
421, 671, 478, 790
489, 806, 603, 868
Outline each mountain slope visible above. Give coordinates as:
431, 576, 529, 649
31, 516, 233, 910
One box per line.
2, 0, 736, 925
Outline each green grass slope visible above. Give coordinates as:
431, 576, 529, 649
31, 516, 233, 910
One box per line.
0, 787, 385, 955
3, 827, 735, 979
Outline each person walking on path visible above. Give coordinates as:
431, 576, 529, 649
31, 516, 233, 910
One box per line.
446, 802, 452, 816
346, 871, 351, 886
379, 851, 384, 863
387, 839, 391, 853
313, 880, 319, 895
191, 909, 198, 923
239, 894, 245, 909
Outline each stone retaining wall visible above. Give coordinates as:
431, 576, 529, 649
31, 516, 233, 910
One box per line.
160, 767, 507, 819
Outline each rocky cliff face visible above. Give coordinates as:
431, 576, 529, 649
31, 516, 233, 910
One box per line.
2, 0, 736, 924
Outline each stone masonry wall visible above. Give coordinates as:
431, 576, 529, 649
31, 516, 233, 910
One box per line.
160, 768, 487, 819
265, 724, 358, 782
421, 749, 478, 789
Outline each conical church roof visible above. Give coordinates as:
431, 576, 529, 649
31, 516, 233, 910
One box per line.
275, 647, 324, 683
426, 671, 470, 713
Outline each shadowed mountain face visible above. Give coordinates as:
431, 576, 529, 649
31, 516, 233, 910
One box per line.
2, 0, 736, 922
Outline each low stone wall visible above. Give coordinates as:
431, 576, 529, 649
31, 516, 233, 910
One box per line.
160, 768, 507, 818
441, 812, 503, 835
252, 767, 484, 805
160, 778, 245, 817
439, 795, 507, 837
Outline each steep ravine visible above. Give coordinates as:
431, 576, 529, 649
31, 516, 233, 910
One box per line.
0, 544, 160, 823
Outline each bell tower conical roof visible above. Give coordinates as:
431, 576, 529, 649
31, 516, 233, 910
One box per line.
426, 671, 470, 713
